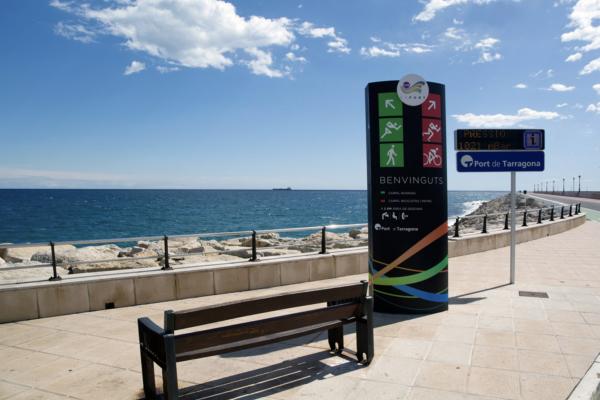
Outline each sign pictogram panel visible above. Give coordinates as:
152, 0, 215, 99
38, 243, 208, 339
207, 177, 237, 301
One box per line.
366, 78, 448, 314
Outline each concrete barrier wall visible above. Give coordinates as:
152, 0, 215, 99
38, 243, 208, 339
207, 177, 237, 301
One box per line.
0, 215, 584, 323
448, 213, 586, 258
0, 249, 369, 323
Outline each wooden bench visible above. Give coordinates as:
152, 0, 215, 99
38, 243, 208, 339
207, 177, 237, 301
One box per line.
137, 280, 374, 399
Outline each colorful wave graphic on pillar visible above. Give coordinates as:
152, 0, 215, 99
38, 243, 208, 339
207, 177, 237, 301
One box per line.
371, 256, 448, 303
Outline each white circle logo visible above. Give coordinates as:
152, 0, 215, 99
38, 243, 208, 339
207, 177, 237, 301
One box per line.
397, 74, 429, 106
460, 155, 474, 168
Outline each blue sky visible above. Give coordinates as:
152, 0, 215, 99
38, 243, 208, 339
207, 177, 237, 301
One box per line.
0, 0, 598, 190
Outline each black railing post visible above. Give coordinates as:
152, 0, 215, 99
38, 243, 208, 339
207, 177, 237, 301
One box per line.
560, 206, 565, 219
522, 210, 528, 227
481, 215, 488, 234
537, 209, 542, 224
578, 203, 581, 214
161, 235, 172, 270
250, 230, 258, 261
453, 217, 460, 238
569, 205, 573, 217
48, 242, 61, 281
504, 213, 509, 230
320, 226, 327, 254
550, 206, 555, 221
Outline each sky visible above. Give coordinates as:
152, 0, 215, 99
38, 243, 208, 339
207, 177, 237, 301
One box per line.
0, 0, 599, 191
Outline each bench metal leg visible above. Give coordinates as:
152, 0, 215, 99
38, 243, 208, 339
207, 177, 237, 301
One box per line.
140, 350, 157, 399
356, 297, 374, 364
162, 338, 179, 400
328, 326, 344, 353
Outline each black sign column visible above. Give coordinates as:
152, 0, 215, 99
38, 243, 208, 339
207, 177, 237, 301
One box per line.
365, 78, 448, 314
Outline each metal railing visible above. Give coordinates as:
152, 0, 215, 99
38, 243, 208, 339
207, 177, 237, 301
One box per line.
449, 203, 582, 238
0, 202, 583, 282
0, 223, 368, 281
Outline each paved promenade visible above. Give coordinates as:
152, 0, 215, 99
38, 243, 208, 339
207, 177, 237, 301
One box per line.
1, 221, 600, 399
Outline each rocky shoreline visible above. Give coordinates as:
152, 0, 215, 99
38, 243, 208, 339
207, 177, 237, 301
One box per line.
0, 193, 551, 281
0, 229, 369, 281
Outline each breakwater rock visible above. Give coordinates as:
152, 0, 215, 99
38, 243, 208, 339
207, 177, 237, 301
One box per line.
454, 194, 548, 233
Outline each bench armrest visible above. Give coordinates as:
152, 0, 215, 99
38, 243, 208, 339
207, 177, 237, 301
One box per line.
138, 317, 166, 366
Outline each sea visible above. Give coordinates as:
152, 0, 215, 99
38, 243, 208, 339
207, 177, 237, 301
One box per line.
0, 190, 505, 244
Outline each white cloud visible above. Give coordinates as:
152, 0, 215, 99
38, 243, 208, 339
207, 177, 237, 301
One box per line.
593, 83, 600, 94
124, 60, 146, 75
556, 102, 569, 107
156, 65, 180, 73
52, 0, 348, 78
547, 83, 576, 91
360, 46, 400, 58
475, 52, 502, 63
473, 37, 501, 63
444, 27, 467, 41
360, 41, 433, 58
531, 69, 554, 79
414, 0, 495, 22
453, 108, 561, 127
244, 48, 286, 78
285, 52, 307, 63
565, 52, 582, 62
297, 22, 350, 54
574, 102, 584, 108
587, 102, 600, 113
561, 0, 600, 53
54, 22, 96, 43
581, 57, 600, 74
514, 83, 527, 89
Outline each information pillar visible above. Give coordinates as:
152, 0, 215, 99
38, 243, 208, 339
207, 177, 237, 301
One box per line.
365, 79, 448, 314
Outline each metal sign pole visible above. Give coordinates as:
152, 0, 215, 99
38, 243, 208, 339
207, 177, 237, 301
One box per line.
510, 171, 516, 284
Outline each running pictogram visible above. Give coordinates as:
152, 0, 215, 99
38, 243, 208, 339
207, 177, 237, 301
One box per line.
422, 118, 442, 143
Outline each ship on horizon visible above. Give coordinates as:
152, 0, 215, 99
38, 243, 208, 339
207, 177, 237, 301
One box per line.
272, 187, 292, 191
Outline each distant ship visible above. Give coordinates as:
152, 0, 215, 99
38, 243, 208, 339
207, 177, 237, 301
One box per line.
272, 187, 292, 191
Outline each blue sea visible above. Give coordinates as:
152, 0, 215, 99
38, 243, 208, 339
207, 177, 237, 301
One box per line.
0, 190, 505, 244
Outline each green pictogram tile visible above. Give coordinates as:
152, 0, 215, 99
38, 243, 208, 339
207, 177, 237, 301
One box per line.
380, 143, 404, 168
378, 92, 403, 117
379, 118, 403, 142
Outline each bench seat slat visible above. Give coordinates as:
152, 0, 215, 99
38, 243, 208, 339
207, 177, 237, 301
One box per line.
172, 282, 364, 330
174, 302, 359, 354
176, 320, 343, 362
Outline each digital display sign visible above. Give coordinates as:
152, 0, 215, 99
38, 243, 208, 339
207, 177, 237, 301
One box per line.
454, 129, 544, 151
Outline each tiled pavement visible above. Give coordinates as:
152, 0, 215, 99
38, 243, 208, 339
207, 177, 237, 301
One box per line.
1, 220, 600, 399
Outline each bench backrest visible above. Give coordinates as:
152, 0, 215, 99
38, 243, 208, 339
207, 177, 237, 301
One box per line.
166, 281, 368, 332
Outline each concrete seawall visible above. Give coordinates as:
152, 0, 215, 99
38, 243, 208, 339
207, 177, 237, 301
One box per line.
0, 213, 586, 323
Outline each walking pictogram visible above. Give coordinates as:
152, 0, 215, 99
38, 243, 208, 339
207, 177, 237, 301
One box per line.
422, 118, 442, 143
380, 143, 404, 168
423, 144, 443, 168
378, 93, 403, 117
422, 93, 441, 118
379, 118, 403, 142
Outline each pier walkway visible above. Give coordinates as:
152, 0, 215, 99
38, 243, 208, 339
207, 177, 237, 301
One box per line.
1, 221, 599, 399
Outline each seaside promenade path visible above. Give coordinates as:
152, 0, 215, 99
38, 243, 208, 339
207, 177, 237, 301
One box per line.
532, 193, 600, 222
1, 220, 599, 399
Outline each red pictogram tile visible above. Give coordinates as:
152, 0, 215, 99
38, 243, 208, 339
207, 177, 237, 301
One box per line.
422, 93, 441, 118
423, 143, 443, 168
422, 118, 443, 143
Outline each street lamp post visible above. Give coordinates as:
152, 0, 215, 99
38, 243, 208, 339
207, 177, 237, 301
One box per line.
553, 180, 555, 193
573, 177, 575, 192
546, 181, 549, 192
562, 178, 565, 195
578, 175, 581, 195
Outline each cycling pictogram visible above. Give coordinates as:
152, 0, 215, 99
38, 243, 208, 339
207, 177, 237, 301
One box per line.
423, 144, 443, 168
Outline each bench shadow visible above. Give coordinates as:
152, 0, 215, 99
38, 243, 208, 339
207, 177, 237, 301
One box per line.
164, 351, 363, 400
